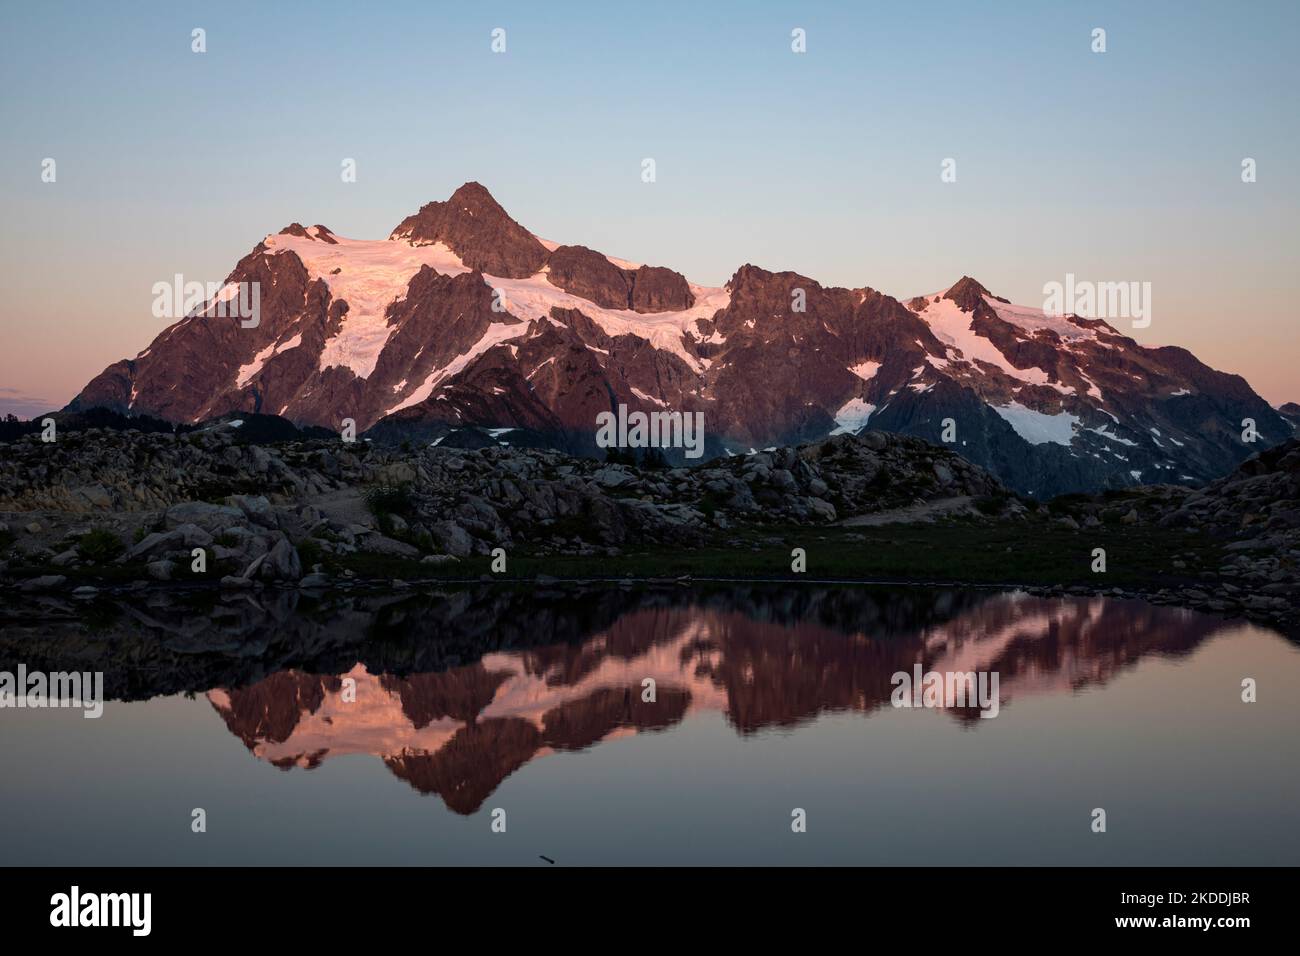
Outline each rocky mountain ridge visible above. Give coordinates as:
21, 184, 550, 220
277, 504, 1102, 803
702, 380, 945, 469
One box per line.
63, 181, 1292, 497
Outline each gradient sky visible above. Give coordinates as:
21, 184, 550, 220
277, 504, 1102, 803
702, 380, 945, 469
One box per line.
1, 0, 1296, 416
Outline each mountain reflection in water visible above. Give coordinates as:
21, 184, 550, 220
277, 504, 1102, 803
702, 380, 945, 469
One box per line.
2, 585, 1248, 817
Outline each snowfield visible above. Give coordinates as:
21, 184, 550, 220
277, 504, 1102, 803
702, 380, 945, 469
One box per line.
265, 228, 728, 381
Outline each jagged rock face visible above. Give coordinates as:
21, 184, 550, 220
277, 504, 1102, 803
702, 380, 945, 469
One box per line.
630, 265, 694, 312
943, 275, 999, 312
1153, 438, 1300, 536
74, 243, 334, 425
68, 183, 1288, 495
280, 223, 338, 245
368, 267, 524, 410
545, 244, 632, 309
699, 266, 938, 447
389, 181, 548, 278
882, 287, 1290, 495
543, 245, 693, 313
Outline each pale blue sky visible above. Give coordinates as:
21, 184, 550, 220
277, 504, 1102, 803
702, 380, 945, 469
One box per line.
2, 0, 1296, 414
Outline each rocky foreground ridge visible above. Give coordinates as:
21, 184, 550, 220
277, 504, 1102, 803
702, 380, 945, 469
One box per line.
0, 421, 1004, 568
0, 421, 1295, 629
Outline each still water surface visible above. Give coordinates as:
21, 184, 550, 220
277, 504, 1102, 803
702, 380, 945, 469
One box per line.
1, 584, 1296, 865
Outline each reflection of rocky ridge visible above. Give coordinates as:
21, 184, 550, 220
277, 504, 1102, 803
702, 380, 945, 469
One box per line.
191, 590, 1242, 812
0, 584, 997, 702
215, 671, 342, 748
0, 584, 1257, 814
380, 685, 693, 813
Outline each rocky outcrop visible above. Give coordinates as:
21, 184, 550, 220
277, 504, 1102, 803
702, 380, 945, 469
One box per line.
0, 424, 1010, 586
1155, 438, 1300, 534
629, 265, 694, 312
1042, 439, 1300, 624
389, 181, 549, 278
544, 246, 694, 314
545, 245, 633, 309
942, 275, 994, 312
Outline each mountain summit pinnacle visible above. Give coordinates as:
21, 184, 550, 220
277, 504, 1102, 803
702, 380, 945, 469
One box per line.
942, 276, 994, 312
389, 182, 548, 278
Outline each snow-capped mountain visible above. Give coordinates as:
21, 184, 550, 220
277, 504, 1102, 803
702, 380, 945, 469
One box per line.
70, 182, 1287, 495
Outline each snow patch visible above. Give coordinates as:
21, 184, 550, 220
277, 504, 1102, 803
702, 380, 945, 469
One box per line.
985, 296, 1099, 343
235, 332, 304, 389
849, 360, 881, 381
829, 398, 876, 436
914, 296, 1053, 386
631, 387, 667, 407
526, 356, 556, 380
1090, 424, 1138, 447
1078, 372, 1104, 400
992, 402, 1079, 446
484, 270, 727, 375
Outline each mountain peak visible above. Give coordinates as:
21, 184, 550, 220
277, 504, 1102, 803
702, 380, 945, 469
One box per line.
447, 180, 497, 204
943, 276, 993, 311
389, 182, 547, 278
277, 223, 337, 244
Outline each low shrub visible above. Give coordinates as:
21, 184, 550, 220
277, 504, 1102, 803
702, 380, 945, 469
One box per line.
77, 527, 125, 562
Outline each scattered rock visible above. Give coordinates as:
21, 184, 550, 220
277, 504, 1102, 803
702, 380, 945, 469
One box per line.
18, 574, 65, 591
356, 534, 420, 558
147, 559, 176, 581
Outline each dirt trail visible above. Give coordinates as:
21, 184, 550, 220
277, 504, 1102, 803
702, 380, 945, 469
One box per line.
312, 488, 371, 527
